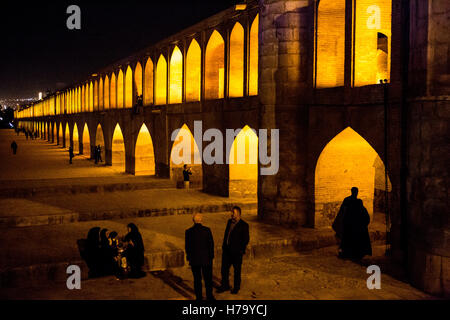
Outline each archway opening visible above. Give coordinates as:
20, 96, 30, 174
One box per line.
186, 39, 201, 102
73, 123, 79, 153
110, 73, 117, 109
170, 124, 202, 188
229, 22, 244, 97
229, 125, 258, 199
95, 124, 105, 163
112, 123, 125, 172
249, 14, 259, 96
135, 124, 156, 176
117, 70, 124, 108
65, 123, 70, 149
155, 55, 167, 105
205, 30, 224, 99
82, 123, 90, 158
58, 123, 63, 145
125, 66, 133, 108
314, 127, 392, 227
144, 58, 153, 105
52, 123, 56, 143
169, 46, 183, 104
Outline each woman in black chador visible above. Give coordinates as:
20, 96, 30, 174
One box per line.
333, 187, 372, 260
99, 229, 118, 276
85, 227, 102, 278
124, 223, 146, 278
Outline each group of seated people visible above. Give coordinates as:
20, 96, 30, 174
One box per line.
79, 223, 146, 279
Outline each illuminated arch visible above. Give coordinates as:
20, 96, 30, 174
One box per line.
354, 0, 392, 86
169, 46, 183, 104
112, 123, 125, 172
52, 122, 56, 143
82, 123, 90, 157
117, 69, 124, 108
205, 30, 225, 99
110, 73, 117, 108
73, 123, 79, 153
229, 22, 244, 97
170, 124, 202, 187
316, 0, 345, 88
186, 39, 201, 102
125, 66, 133, 108
81, 85, 85, 112
229, 125, 258, 198
135, 124, 156, 176
144, 58, 153, 105
94, 80, 99, 111
99, 78, 104, 110
58, 123, 63, 145
314, 127, 392, 227
84, 84, 89, 112
249, 14, 259, 96
95, 124, 105, 162
104, 75, 110, 110
134, 62, 143, 97
65, 123, 70, 149
89, 81, 94, 112
155, 55, 167, 105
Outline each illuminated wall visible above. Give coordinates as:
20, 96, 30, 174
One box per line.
85, 84, 89, 112
229, 22, 244, 97
104, 76, 110, 110
73, 123, 79, 153
82, 123, 90, 157
59, 123, 63, 144
249, 14, 259, 96
89, 82, 94, 112
314, 127, 390, 226
155, 55, 168, 105
110, 73, 117, 109
316, 0, 345, 88
144, 58, 154, 105
169, 46, 183, 104
112, 124, 125, 172
354, 0, 391, 86
125, 66, 133, 108
229, 126, 258, 198
99, 78, 104, 110
94, 80, 99, 111
186, 39, 201, 102
95, 124, 105, 162
205, 30, 225, 99
135, 124, 156, 176
65, 123, 70, 149
170, 124, 202, 187
117, 70, 124, 108
134, 62, 143, 97
81, 85, 85, 112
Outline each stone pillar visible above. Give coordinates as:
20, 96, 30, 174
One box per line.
258, 0, 313, 227
407, 0, 450, 297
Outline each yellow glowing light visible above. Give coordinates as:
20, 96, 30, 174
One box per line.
229, 22, 244, 98
112, 124, 125, 171
249, 14, 259, 96
117, 70, 124, 108
95, 124, 105, 161
205, 30, 225, 100
82, 123, 90, 157
186, 39, 201, 102
65, 123, 70, 149
229, 125, 258, 180
125, 66, 133, 108
73, 123, 79, 153
99, 78, 104, 110
156, 55, 168, 105
135, 124, 156, 176
314, 127, 391, 226
89, 82, 94, 112
110, 73, 117, 108
134, 62, 143, 97
170, 46, 183, 104
104, 76, 110, 110
94, 80, 99, 111
144, 58, 154, 105
354, 0, 391, 86
316, 0, 345, 88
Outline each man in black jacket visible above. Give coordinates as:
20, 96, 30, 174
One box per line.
185, 213, 215, 301
217, 206, 250, 295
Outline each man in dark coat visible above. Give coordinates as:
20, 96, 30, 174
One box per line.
11, 141, 17, 154
185, 213, 215, 301
217, 206, 250, 295
333, 187, 372, 260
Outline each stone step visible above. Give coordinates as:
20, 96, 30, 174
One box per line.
0, 229, 386, 288
0, 202, 258, 228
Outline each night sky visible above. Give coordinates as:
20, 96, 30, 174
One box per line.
0, 0, 239, 99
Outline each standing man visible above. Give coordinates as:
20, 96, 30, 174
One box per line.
69, 146, 74, 164
185, 213, 215, 301
217, 206, 250, 295
10, 141, 18, 155
183, 164, 192, 189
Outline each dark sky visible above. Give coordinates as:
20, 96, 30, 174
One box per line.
0, 0, 239, 99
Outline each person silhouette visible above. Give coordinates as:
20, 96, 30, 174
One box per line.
11, 141, 17, 155
333, 187, 372, 260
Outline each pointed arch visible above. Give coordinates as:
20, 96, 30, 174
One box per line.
82, 123, 90, 157
134, 62, 143, 97
95, 124, 105, 162
65, 123, 70, 149
170, 124, 202, 188
186, 39, 201, 102
205, 30, 225, 99
117, 69, 124, 108
135, 123, 156, 176
89, 81, 94, 112
249, 14, 259, 96
73, 123, 79, 153
229, 22, 244, 97
144, 58, 154, 105
125, 66, 133, 108
169, 46, 183, 104
99, 77, 104, 110
104, 75, 110, 110
112, 123, 125, 172
314, 127, 392, 226
58, 122, 63, 145
229, 125, 258, 198
156, 55, 167, 105
94, 80, 99, 111
110, 73, 117, 108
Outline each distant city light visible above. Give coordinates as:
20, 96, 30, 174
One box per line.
39, 92, 43, 100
